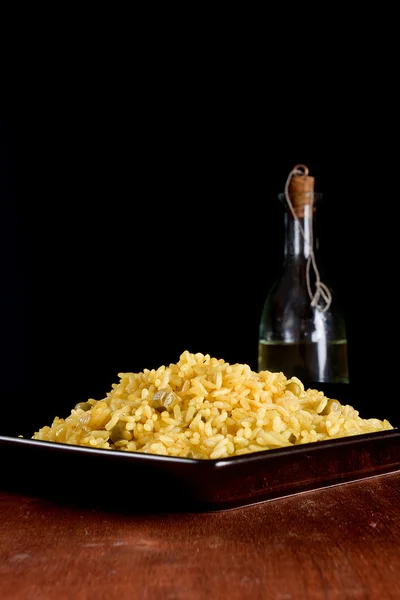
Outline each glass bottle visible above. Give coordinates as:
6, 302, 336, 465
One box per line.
258, 165, 350, 399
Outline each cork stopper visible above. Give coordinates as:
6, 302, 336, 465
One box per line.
288, 164, 315, 217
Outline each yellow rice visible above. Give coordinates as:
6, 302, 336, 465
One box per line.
32, 351, 394, 459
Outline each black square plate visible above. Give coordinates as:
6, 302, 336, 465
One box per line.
1, 427, 399, 512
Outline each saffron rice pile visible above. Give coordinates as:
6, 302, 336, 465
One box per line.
32, 351, 394, 459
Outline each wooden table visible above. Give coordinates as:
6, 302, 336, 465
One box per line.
1, 472, 399, 600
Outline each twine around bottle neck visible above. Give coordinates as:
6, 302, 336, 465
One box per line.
284, 165, 332, 312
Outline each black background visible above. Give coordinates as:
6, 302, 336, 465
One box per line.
1, 83, 399, 431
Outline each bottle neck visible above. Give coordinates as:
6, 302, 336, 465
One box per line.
284, 205, 316, 261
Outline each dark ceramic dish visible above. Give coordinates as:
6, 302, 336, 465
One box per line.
1, 427, 399, 512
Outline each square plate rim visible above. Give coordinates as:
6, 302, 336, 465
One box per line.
1, 427, 398, 470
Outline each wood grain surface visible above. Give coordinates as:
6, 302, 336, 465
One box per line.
1, 472, 400, 600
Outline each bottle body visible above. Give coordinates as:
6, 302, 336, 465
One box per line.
258, 265, 349, 384
258, 195, 350, 396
